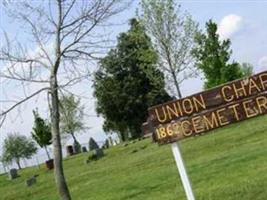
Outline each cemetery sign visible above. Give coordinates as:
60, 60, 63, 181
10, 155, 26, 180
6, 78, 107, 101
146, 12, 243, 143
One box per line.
147, 71, 267, 144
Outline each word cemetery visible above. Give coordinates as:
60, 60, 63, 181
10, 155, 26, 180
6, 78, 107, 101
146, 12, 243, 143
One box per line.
146, 71, 267, 144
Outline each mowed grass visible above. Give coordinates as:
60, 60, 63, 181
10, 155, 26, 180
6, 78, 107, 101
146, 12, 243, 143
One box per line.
0, 115, 267, 200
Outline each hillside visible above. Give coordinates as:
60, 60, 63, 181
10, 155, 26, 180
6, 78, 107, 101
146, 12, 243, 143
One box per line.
0, 115, 267, 200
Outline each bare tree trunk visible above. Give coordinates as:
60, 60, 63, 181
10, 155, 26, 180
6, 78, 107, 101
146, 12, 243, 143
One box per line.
175, 81, 182, 99
166, 46, 183, 99
50, 74, 72, 200
16, 159, 21, 170
49, 1, 71, 199
44, 146, 51, 160
171, 71, 182, 99
70, 132, 79, 144
71, 132, 81, 153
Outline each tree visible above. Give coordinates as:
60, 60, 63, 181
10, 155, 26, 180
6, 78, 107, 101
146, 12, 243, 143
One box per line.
1, 133, 37, 169
59, 94, 84, 153
0, 1, 130, 199
239, 62, 254, 77
94, 19, 171, 140
31, 109, 52, 160
192, 20, 244, 89
140, 0, 199, 98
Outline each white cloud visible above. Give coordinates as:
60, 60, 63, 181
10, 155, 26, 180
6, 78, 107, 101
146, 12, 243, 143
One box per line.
258, 56, 267, 70
217, 14, 243, 39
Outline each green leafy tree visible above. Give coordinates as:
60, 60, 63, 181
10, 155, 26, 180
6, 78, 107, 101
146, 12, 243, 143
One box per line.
31, 110, 52, 160
140, 0, 199, 98
59, 95, 85, 153
1, 133, 37, 169
94, 19, 171, 140
192, 20, 244, 89
239, 62, 254, 77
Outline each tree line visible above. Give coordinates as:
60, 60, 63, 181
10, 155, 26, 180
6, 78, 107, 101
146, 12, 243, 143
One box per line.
94, 0, 253, 142
1, 94, 86, 170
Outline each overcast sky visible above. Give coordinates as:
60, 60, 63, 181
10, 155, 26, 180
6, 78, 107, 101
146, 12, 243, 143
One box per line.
0, 0, 267, 152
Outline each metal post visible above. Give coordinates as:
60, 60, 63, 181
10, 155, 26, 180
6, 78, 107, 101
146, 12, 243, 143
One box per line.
171, 142, 195, 200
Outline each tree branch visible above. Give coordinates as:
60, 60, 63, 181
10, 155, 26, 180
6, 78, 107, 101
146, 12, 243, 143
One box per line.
0, 87, 50, 118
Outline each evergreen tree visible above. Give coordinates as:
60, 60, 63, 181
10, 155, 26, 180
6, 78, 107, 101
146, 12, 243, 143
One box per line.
192, 20, 244, 89
94, 18, 171, 140
31, 110, 52, 160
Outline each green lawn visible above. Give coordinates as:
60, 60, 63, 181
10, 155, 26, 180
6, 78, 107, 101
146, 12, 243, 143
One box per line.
1, 115, 267, 200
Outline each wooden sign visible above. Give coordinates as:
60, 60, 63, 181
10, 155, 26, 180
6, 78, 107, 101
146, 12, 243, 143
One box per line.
147, 71, 267, 144
141, 122, 153, 139
149, 71, 267, 127
141, 122, 151, 136
145, 71, 267, 200
154, 92, 267, 144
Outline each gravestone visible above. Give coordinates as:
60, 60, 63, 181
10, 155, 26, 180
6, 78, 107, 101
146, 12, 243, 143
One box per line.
25, 176, 36, 187
45, 159, 54, 170
88, 137, 99, 151
82, 146, 87, 152
66, 145, 74, 156
95, 148, 104, 158
103, 139, 110, 149
8, 168, 18, 180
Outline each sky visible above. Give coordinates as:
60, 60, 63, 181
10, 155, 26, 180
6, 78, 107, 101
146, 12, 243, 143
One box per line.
0, 0, 267, 161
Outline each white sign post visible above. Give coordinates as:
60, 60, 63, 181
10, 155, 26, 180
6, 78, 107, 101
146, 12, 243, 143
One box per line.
171, 142, 195, 200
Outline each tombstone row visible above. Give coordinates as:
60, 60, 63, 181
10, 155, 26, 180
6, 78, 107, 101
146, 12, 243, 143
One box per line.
66, 137, 108, 156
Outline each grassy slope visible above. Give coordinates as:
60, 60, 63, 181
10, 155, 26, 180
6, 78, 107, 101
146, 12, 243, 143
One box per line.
0, 115, 267, 200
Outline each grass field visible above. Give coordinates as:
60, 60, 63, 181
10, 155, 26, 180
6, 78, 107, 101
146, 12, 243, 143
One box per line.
0, 115, 267, 200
